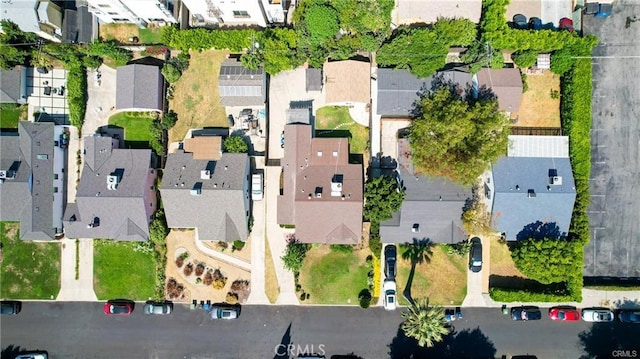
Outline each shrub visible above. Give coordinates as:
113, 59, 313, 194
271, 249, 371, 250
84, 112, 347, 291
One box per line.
358, 289, 372, 308
66, 64, 87, 128
203, 270, 214, 286
212, 269, 227, 289
511, 50, 539, 69
330, 244, 353, 253
161, 25, 254, 52
304, 5, 339, 46
175, 256, 184, 268
85, 40, 132, 66
230, 279, 250, 292
216, 241, 229, 251
521, 72, 528, 93
161, 62, 181, 83
369, 222, 382, 257
281, 237, 311, 274
489, 287, 573, 302
195, 263, 205, 276
232, 240, 246, 251
166, 278, 185, 299
223, 135, 249, 153
372, 256, 381, 297
444, 241, 471, 257
183, 263, 194, 276
226, 292, 239, 304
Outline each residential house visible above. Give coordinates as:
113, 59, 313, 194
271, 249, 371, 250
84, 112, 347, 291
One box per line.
376, 68, 473, 118
63, 135, 157, 240
487, 135, 576, 241
477, 67, 523, 115
181, 0, 285, 28
218, 58, 265, 107
0, 66, 28, 105
393, 0, 482, 25
380, 138, 471, 244
86, 0, 176, 27
116, 64, 163, 112
0, 0, 63, 42
161, 136, 251, 242
278, 123, 363, 244
62, 4, 95, 44
324, 59, 371, 105
0, 122, 66, 240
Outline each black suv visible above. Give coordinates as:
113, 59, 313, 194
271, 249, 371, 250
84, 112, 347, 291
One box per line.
384, 245, 397, 280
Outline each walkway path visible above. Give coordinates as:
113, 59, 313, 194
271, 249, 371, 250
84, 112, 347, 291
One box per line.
57, 238, 97, 301
194, 239, 251, 271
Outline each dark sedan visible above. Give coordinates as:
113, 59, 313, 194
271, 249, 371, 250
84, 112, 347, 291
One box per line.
618, 310, 640, 323
511, 306, 542, 321
0, 300, 21, 315
384, 245, 397, 280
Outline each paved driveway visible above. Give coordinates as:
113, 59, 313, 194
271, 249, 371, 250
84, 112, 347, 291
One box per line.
82, 64, 116, 136
582, 2, 640, 277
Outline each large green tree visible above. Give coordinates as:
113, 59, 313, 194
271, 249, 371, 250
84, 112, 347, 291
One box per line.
377, 28, 448, 78
401, 298, 449, 348
511, 235, 581, 285
0, 20, 37, 69
409, 87, 510, 185
304, 5, 339, 46
364, 175, 405, 223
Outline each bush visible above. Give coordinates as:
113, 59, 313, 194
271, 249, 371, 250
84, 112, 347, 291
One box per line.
226, 292, 239, 304
304, 5, 339, 46
183, 263, 194, 276
195, 263, 205, 276
175, 256, 184, 268
216, 241, 229, 251
444, 241, 471, 257
230, 279, 250, 292
212, 269, 227, 289
161, 25, 254, 52
358, 289, 372, 308
232, 240, 246, 251
330, 244, 353, 253
369, 222, 382, 257
489, 287, 574, 302
281, 237, 311, 274
161, 62, 181, 83
511, 50, 538, 68
85, 40, 132, 67
223, 135, 249, 153
372, 256, 381, 297
66, 64, 87, 128
203, 270, 214, 286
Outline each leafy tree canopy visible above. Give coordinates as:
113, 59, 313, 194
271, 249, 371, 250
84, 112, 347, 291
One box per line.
511, 49, 539, 69
432, 18, 478, 47
511, 236, 581, 285
409, 87, 510, 185
401, 298, 449, 348
364, 175, 405, 223
377, 28, 448, 78
304, 5, 339, 46
223, 135, 249, 153
161, 62, 181, 83
0, 20, 37, 69
281, 239, 311, 274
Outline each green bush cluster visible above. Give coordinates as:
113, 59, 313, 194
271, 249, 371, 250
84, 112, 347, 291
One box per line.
66, 63, 87, 128
149, 209, 169, 300
489, 287, 574, 302
330, 244, 354, 254
161, 26, 254, 52
85, 40, 132, 67
368, 222, 382, 258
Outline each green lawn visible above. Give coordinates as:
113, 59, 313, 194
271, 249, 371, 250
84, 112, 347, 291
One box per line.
0, 104, 27, 130
396, 245, 468, 306
315, 106, 369, 154
93, 239, 156, 300
139, 28, 163, 44
298, 246, 371, 304
108, 112, 155, 148
0, 222, 61, 299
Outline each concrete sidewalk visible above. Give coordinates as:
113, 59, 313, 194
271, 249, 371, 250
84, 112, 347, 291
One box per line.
57, 238, 98, 301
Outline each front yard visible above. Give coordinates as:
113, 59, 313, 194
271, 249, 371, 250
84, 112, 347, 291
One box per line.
298, 245, 373, 304
93, 239, 156, 300
315, 106, 369, 155
99, 23, 163, 44
168, 50, 229, 143
108, 111, 156, 148
0, 222, 61, 299
396, 245, 467, 306
516, 71, 561, 128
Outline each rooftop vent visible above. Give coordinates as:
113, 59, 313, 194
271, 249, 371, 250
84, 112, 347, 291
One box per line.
315, 186, 323, 198
201, 170, 212, 180
412, 223, 420, 233
527, 189, 536, 198
550, 176, 563, 185
317, 151, 323, 157
190, 182, 203, 196
106, 175, 119, 190
331, 174, 344, 197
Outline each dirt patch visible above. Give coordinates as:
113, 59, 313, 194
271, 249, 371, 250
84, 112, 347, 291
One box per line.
99, 24, 138, 42
516, 71, 561, 128
264, 237, 280, 303
489, 235, 525, 278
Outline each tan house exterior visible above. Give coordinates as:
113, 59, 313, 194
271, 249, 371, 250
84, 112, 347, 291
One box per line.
277, 124, 364, 244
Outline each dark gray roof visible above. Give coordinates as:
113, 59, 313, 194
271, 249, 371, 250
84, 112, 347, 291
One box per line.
377, 68, 473, 117
160, 151, 250, 242
116, 64, 163, 111
62, 136, 156, 240
1, 66, 28, 104
0, 122, 56, 240
218, 59, 264, 106
62, 6, 94, 44
492, 156, 576, 241
306, 68, 322, 92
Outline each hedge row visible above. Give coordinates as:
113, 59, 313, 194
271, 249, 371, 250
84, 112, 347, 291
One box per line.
66, 64, 87, 128
489, 287, 574, 303
161, 26, 253, 52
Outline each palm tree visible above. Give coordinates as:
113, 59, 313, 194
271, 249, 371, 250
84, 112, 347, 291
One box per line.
401, 298, 449, 348
400, 238, 434, 304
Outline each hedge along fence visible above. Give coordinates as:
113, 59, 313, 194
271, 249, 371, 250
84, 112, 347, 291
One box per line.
372, 256, 381, 298
489, 287, 574, 303
66, 63, 87, 128
161, 25, 254, 52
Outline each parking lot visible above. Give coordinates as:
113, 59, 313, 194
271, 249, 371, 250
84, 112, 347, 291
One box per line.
582, 1, 640, 278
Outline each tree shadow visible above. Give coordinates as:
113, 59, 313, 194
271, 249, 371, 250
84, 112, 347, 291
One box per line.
388, 326, 497, 359
400, 238, 434, 306
273, 322, 293, 359
1, 345, 24, 359
516, 221, 565, 241
579, 321, 640, 359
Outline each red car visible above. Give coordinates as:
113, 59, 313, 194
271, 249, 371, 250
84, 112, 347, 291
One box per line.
549, 307, 581, 321
103, 300, 133, 316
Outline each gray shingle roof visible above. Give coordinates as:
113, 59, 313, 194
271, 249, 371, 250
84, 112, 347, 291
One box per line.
218, 59, 264, 106
0, 122, 57, 240
62, 6, 94, 44
305, 68, 322, 92
477, 68, 523, 113
63, 136, 156, 240
116, 64, 163, 111
160, 151, 250, 242
491, 156, 576, 240
1, 66, 28, 104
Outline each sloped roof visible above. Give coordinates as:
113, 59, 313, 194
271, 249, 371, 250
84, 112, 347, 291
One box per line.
160, 150, 250, 242
116, 64, 163, 111
324, 60, 371, 104
63, 135, 155, 240
277, 124, 363, 244
0, 66, 27, 104
183, 136, 222, 160
477, 68, 523, 113
218, 58, 264, 106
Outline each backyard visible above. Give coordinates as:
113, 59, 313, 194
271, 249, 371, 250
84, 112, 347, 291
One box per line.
0, 222, 61, 299
396, 244, 467, 306
108, 111, 156, 148
99, 23, 163, 44
516, 71, 561, 128
93, 239, 156, 300
315, 106, 369, 155
168, 50, 229, 143
0, 104, 27, 130
298, 245, 372, 305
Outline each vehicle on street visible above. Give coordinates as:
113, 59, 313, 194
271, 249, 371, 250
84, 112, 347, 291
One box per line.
210, 305, 239, 319
103, 300, 133, 316
548, 307, 581, 321
384, 244, 397, 280
383, 280, 397, 311
0, 300, 21, 315
252, 173, 263, 201
559, 18, 574, 32
582, 308, 615, 322
143, 301, 172, 315
618, 310, 640, 323
528, 17, 542, 30
281, 131, 285, 148
513, 14, 528, 29
14, 351, 48, 359
511, 306, 542, 321
469, 237, 482, 272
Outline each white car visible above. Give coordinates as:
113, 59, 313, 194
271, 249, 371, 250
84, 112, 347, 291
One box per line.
581, 308, 614, 322
383, 280, 397, 311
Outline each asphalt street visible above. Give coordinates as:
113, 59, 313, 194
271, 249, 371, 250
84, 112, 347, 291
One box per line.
2, 303, 640, 359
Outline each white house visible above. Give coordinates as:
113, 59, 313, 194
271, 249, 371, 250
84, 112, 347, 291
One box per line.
181, 0, 285, 28
0, 0, 63, 42
86, 0, 176, 27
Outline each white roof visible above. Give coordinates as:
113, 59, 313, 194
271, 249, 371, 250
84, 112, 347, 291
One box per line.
507, 135, 569, 158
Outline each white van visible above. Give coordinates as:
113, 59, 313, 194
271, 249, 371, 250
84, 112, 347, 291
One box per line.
251, 173, 263, 201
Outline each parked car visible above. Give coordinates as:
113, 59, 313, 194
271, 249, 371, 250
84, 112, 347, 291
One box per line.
383, 280, 397, 311
548, 307, 581, 321
252, 173, 263, 201
513, 14, 528, 29
59, 131, 70, 149
15, 351, 48, 359
103, 300, 133, 316
281, 131, 285, 148
0, 300, 21, 315
528, 17, 542, 30
559, 18, 574, 32
582, 308, 614, 322
384, 245, 397, 280
143, 301, 172, 315
469, 237, 482, 272
210, 305, 239, 319
618, 310, 640, 323
511, 306, 542, 321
